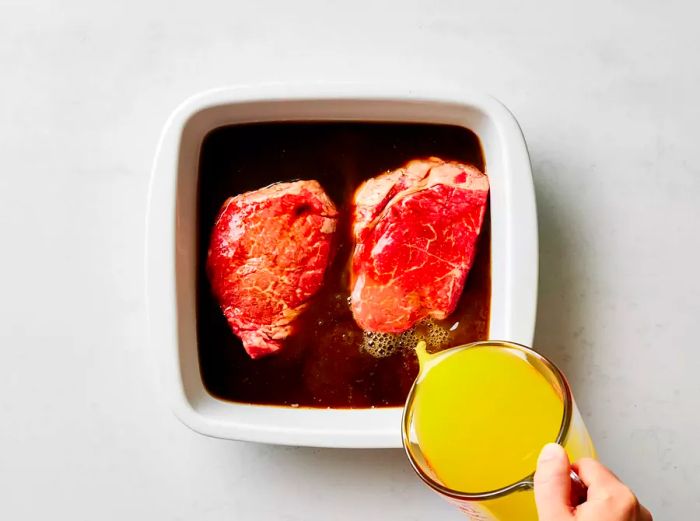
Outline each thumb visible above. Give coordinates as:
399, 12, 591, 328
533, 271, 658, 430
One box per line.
534, 443, 575, 521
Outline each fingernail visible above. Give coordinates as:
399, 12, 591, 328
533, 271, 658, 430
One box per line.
538, 443, 564, 463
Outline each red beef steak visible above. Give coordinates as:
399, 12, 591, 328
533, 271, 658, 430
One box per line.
207, 180, 338, 358
350, 158, 489, 333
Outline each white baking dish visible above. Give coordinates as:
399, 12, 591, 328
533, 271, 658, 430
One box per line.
146, 83, 538, 448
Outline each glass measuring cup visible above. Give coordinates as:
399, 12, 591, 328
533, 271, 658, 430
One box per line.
402, 340, 595, 521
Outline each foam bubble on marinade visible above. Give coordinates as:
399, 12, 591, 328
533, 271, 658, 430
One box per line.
360, 318, 453, 358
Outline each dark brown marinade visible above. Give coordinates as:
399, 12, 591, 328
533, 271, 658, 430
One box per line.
196, 122, 490, 408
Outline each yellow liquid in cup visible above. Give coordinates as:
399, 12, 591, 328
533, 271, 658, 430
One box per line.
408, 342, 595, 520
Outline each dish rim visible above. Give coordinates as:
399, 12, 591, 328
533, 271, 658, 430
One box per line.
146, 82, 538, 448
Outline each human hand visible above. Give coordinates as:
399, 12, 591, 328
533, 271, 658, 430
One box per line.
534, 443, 652, 521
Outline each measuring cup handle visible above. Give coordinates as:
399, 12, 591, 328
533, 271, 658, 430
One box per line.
523, 470, 587, 506
570, 470, 588, 506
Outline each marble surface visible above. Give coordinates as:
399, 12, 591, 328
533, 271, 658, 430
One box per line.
1, 1, 698, 519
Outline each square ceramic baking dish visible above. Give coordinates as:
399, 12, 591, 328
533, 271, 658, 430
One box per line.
146, 83, 538, 448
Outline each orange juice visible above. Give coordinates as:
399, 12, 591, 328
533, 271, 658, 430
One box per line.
403, 341, 595, 520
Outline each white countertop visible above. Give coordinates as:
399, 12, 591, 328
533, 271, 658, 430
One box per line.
1, 1, 698, 519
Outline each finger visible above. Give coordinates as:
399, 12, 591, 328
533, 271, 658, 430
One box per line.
575, 458, 627, 500
573, 458, 622, 481
638, 504, 653, 521
534, 443, 574, 521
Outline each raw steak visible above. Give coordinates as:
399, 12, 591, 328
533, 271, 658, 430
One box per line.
207, 180, 338, 359
350, 158, 489, 333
